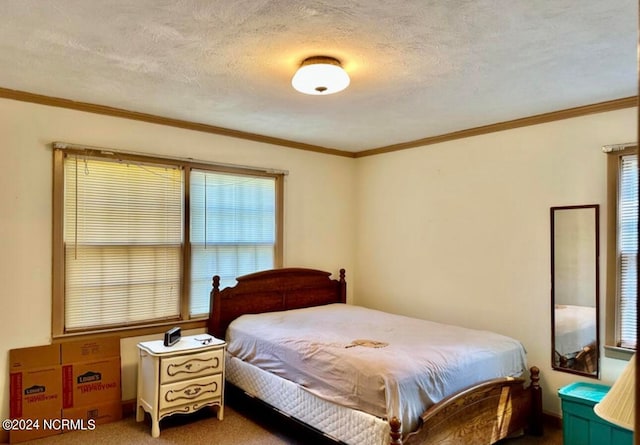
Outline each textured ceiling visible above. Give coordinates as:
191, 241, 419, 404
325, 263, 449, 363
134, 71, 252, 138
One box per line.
0, 1, 636, 152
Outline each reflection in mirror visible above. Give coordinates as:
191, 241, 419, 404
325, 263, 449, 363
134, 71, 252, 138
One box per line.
551, 205, 599, 377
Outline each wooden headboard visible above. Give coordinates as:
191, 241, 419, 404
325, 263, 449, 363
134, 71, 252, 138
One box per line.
207, 268, 346, 339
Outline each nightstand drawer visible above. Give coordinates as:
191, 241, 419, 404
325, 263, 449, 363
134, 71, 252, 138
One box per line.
160, 348, 223, 384
159, 373, 223, 410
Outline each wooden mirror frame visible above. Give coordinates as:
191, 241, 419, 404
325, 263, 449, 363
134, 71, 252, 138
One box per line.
550, 204, 600, 378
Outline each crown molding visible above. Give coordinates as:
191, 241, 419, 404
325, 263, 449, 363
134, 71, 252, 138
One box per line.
0, 87, 635, 159
0, 87, 354, 158
355, 96, 638, 157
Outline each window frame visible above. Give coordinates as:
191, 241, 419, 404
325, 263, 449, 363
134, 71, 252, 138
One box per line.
52, 146, 284, 339
604, 145, 637, 359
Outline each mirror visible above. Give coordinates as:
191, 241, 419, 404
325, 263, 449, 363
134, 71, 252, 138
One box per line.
551, 204, 600, 377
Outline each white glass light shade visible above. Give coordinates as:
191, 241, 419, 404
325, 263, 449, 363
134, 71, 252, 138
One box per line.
593, 353, 635, 431
291, 56, 350, 95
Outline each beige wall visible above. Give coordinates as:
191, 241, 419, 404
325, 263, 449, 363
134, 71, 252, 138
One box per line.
353, 107, 635, 415
0, 97, 635, 423
0, 98, 356, 421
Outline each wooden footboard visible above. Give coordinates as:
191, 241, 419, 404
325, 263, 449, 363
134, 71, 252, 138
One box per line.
393, 366, 543, 445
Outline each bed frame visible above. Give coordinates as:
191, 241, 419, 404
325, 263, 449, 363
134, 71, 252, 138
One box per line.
555, 341, 598, 375
208, 267, 543, 445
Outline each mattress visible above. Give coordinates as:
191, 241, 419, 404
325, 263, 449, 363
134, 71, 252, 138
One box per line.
226, 303, 527, 434
554, 304, 596, 355
227, 355, 390, 445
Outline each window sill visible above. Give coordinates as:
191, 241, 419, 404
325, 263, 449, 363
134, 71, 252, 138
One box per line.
603, 345, 635, 361
52, 318, 208, 342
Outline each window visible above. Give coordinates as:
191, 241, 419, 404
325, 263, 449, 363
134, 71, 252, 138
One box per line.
605, 146, 637, 352
189, 170, 278, 314
52, 146, 283, 336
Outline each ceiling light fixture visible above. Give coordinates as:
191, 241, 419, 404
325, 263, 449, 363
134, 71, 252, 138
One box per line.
291, 56, 350, 95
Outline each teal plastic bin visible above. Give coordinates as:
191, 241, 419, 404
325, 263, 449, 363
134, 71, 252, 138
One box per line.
558, 382, 633, 445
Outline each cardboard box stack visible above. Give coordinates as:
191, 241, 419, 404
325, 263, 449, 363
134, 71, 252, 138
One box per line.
9, 344, 63, 443
9, 337, 122, 444
61, 337, 122, 427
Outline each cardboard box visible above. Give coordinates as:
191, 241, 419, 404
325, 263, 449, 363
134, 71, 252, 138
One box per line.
61, 337, 120, 364
61, 337, 122, 410
62, 357, 122, 409
8, 338, 122, 442
9, 344, 60, 371
62, 400, 122, 428
9, 344, 62, 443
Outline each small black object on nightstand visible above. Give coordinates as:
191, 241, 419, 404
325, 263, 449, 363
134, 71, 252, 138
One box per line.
163, 327, 181, 346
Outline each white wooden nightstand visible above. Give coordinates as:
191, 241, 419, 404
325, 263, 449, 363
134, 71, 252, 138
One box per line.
136, 334, 226, 437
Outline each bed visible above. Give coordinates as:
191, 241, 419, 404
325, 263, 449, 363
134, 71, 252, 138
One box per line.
553, 304, 597, 373
208, 268, 543, 445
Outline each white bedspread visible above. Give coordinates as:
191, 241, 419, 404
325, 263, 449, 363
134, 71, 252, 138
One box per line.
554, 304, 596, 355
227, 303, 526, 433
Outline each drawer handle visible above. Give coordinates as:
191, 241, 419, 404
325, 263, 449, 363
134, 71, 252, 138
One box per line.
167, 357, 220, 377
164, 381, 219, 403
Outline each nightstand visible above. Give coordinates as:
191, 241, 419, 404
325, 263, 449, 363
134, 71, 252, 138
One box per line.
136, 334, 226, 437
558, 382, 633, 445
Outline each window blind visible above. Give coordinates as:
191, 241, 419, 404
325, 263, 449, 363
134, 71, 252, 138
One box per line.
189, 170, 275, 315
64, 155, 183, 330
618, 154, 637, 349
